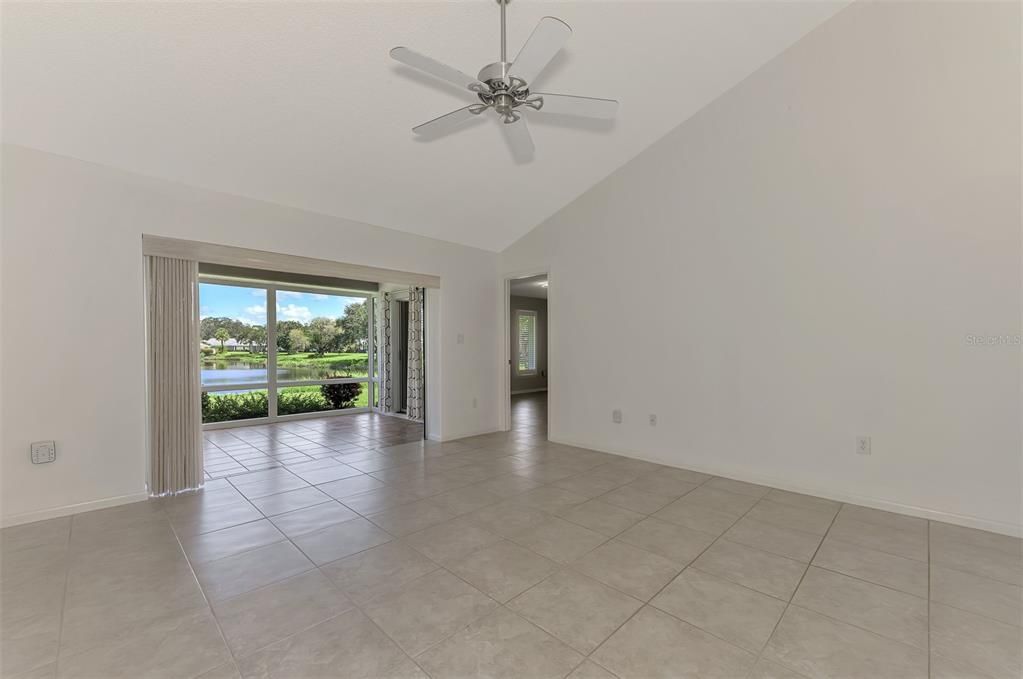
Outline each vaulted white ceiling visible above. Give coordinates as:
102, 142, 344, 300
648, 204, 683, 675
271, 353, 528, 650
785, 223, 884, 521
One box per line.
2, 1, 847, 251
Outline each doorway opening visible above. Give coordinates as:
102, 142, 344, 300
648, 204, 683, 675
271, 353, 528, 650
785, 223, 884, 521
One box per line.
505, 272, 548, 438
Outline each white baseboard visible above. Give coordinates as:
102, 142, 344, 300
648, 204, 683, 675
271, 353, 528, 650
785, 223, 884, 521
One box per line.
549, 435, 1023, 538
511, 388, 548, 395
439, 426, 502, 443
2, 492, 151, 528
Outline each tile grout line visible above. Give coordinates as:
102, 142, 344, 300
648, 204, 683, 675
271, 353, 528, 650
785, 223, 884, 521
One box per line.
927, 519, 932, 679
816, 530, 929, 565
580, 475, 767, 676
50, 513, 75, 678
745, 501, 844, 677
165, 499, 247, 675
805, 561, 924, 600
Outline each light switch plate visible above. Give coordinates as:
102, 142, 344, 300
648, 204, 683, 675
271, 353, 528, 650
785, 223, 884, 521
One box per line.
31, 440, 56, 464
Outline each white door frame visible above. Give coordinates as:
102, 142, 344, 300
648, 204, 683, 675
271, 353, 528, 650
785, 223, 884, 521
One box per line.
501, 268, 551, 432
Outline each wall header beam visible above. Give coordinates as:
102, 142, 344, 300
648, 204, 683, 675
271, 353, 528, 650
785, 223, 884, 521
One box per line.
142, 235, 441, 289
198, 263, 379, 293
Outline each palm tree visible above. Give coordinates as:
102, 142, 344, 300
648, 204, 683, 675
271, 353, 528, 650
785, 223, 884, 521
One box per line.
214, 327, 230, 351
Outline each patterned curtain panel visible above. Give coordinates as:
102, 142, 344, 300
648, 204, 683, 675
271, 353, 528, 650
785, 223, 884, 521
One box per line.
406, 287, 425, 421
381, 292, 392, 412
145, 255, 203, 495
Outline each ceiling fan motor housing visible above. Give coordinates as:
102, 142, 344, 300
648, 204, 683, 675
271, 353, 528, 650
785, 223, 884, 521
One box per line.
476, 61, 537, 120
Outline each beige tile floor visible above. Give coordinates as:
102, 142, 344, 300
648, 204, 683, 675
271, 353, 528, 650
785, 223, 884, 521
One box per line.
201, 414, 425, 480
2, 394, 1021, 678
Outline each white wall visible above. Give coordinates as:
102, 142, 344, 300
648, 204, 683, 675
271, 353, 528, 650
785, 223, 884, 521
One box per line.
1, 145, 500, 525
501, 1, 1022, 535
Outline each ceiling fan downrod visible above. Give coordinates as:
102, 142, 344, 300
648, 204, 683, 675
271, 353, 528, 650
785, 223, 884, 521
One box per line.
478, 0, 540, 123
500, 0, 507, 63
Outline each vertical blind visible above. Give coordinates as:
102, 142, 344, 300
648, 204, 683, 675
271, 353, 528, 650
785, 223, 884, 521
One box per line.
517, 310, 537, 374
146, 255, 203, 495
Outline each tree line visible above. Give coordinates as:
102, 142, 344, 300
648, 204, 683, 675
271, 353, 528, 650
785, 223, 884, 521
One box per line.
200, 301, 368, 355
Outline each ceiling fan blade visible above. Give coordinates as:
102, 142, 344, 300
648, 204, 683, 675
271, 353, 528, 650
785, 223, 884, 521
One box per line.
508, 17, 571, 86
501, 115, 535, 162
390, 47, 485, 92
413, 105, 483, 139
534, 93, 619, 119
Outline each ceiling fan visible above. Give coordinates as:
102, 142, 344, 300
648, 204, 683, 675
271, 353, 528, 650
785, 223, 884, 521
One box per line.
390, 0, 619, 160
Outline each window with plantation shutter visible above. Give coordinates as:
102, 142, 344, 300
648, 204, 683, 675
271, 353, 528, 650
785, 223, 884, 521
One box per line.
516, 310, 537, 375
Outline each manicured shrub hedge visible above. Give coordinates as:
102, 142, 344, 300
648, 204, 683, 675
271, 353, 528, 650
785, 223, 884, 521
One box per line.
201, 382, 364, 423
201, 391, 268, 423
277, 390, 332, 416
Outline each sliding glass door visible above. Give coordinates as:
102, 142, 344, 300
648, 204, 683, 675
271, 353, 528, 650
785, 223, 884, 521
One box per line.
199, 279, 373, 426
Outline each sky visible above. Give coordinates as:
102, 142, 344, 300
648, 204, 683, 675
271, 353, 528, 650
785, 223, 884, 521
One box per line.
199, 283, 365, 326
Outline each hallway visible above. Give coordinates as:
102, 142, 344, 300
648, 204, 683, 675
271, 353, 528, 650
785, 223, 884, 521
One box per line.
510, 391, 547, 439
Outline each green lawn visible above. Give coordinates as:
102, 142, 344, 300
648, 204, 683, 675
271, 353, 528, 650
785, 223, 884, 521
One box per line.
282, 352, 367, 366
205, 351, 370, 378
208, 351, 367, 366
279, 383, 370, 408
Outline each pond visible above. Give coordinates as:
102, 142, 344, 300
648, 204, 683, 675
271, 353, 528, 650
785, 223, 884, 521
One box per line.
201, 360, 366, 386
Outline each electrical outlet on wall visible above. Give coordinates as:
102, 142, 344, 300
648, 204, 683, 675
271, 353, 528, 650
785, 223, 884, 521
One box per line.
856, 436, 872, 455
612, 409, 622, 424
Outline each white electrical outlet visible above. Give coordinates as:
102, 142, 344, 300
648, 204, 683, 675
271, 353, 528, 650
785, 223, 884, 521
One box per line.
472, 396, 478, 409
612, 409, 623, 424
856, 436, 872, 455
649, 414, 657, 426
31, 440, 56, 464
